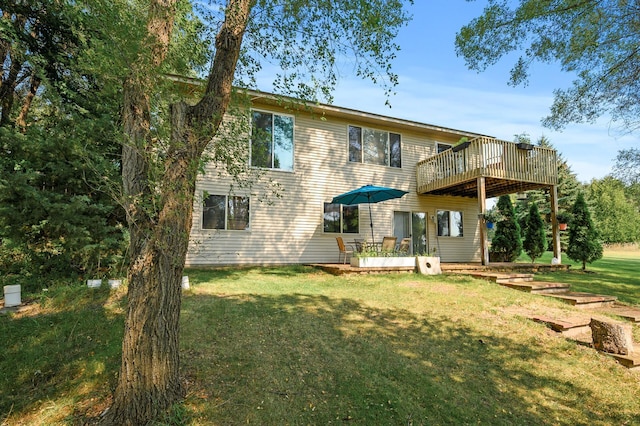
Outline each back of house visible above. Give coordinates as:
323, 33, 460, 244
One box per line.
185, 89, 558, 266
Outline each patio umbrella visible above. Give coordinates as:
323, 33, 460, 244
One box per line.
331, 184, 408, 242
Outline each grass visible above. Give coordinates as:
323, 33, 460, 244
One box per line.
1, 254, 639, 425
0, 285, 125, 424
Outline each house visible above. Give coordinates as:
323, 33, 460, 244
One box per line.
185, 88, 560, 267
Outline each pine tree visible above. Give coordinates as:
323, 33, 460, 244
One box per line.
523, 202, 546, 263
490, 195, 522, 262
514, 136, 581, 251
566, 192, 603, 271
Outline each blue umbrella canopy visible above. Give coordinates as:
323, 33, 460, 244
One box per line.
331, 185, 408, 241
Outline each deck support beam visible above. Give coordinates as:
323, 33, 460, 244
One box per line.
478, 176, 489, 265
550, 184, 561, 263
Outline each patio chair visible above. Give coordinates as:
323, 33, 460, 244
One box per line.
380, 236, 397, 255
336, 237, 355, 264
396, 237, 411, 255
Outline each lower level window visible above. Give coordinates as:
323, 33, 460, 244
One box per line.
437, 210, 463, 237
203, 194, 250, 230
323, 203, 359, 233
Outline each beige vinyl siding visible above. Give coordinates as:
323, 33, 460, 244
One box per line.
186, 103, 482, 266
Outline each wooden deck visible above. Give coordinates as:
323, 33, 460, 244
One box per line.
416, 137, 557, 197
310, 262, 570, 276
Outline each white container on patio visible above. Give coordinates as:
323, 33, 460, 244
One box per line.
350, 256, 416, 268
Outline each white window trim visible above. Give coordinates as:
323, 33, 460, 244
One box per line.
436, 209, 464, 238
322, 203, 360, 234
250, 109, 296, 172
202, 193, 251, 231
348, 124, 402, 168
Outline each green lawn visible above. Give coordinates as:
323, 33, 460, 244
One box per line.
1, 254, 639, 425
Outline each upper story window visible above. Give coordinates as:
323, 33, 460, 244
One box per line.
323, 203, 359, 234
203, 193, 250, 231
436, 142, 453, 153
437, 210, 463, 237
348, 125, 401, 168
251, 110, 294, 171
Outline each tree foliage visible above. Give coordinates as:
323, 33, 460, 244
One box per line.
613, 148, 640, 186
456, 0, 640, 131
587, 176, 640, 244
195, 0, 412, 103
523, 202, 546, 263
0, 1, 128, 284
566, 192, 603, 270
490, 195, 522, 262
612, 148, 640, 212
0, 122, 126, 288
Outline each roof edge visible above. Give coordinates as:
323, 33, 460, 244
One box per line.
165, 74, 492, 139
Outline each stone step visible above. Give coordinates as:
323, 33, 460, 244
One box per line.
544, 292, 617, 309
530, 315, 592, 338
607, 353, 640, 370
470, 272, 534, 283
495, 276, 535, 284
500, 280, 571, 294
600, 303, 640, 323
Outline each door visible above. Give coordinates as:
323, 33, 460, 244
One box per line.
411, 212, 428, 255
393, 211, 411, 252
394, 211, 428, 255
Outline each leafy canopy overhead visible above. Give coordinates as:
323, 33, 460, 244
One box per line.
613, 148, 640, 186
197, 0, 413, 104
455, 0, 640, 132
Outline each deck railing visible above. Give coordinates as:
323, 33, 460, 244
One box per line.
416, 137, 557, 194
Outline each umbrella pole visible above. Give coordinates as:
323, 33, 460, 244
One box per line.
368, 202, 374, 242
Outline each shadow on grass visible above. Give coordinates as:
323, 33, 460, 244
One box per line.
0, 286, 123, 422
181, 291, 633, 425
3, 268, 638, 425
186, 265, 320, 283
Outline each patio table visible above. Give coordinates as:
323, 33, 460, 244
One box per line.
351, 241, 381, 253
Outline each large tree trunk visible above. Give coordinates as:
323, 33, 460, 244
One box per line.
103, 119, 197, 424
101, 1, 253, 424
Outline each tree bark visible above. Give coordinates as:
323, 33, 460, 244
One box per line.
16, 73, 40, 129
590, 318, 634, 355
0, 13, 27, 127
102, 1, 253, 424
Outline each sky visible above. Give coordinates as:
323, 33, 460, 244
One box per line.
323, 1, 638, 183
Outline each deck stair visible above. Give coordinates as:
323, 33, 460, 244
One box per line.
607, 353, 640, 370
471, 272, 618, 308
466, 271, 637, 369
543, 292, 617, 309
471, 272, 571, 295
600, 304, 640, 323
531, 315, 591, 338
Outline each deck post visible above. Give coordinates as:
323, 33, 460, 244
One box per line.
550, 185, 561, 263
478, 177, 489, 265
